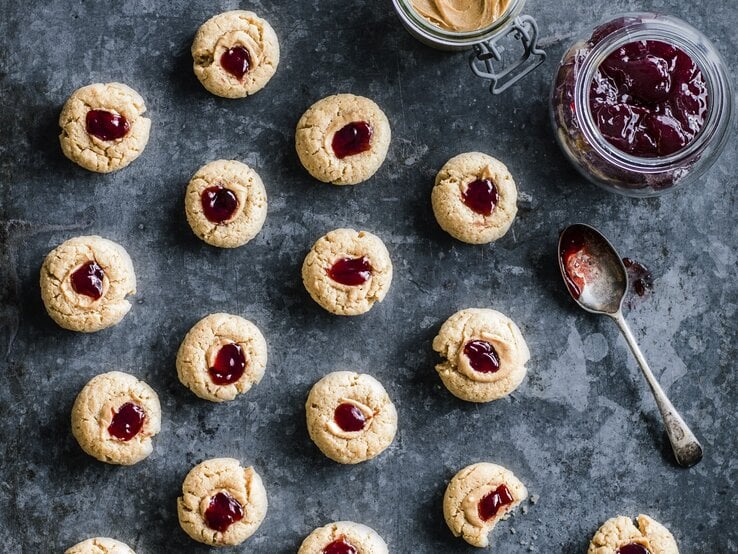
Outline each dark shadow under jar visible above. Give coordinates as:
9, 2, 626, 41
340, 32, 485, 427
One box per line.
550, 13, 733, 197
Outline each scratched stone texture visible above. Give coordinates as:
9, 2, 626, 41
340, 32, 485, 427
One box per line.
0, 0, 736, 552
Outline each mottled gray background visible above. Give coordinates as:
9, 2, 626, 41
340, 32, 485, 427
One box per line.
1, 0, 736, 552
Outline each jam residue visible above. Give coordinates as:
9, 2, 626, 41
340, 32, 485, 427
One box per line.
623, 257, 654, 298
332, 121, 373, 159
478, 484, 514, 521
590, 40, 708, 157
204, 491, 244, 532
559, 226, 595, 299
334, 402, 367, 432
463, 340, 500, 373
71, 260, 105, 300
209, 343, 246, 385
327, 257, 373, 286
108, 402, 146, 441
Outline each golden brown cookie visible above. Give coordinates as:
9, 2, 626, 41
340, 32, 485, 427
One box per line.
59, 82, 151, 173
177, 458, 268, 547
302, 229, 393, 316
432, 308, 529, 402
295, 94, 391, 185
184, 160, 268, 248
40, 235, 136, 333
65, 537, 135, 554
176, 313, 268, 402
298, 521, 389, 554
432, 152, 518, 244
71, 371, 161, 465
306, 371, 397, 464
192, 10, 279, 98
443, 462, 527, 547
588, 515, 679, 554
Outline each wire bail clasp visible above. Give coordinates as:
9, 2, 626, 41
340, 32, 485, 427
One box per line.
470, 15, 546, 94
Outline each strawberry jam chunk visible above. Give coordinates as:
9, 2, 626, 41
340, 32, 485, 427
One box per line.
462, 179, 499, 216
86, 110, 130, 141
108, 402, 145, 441
464, 340, 500, 373
220, 45, 251, 80
617, 544, 650, 554
323, 538, 358, 554
204, 491, 244, 532
332, 121, 372, 159
71, 261, 105, 300
334, 403, 367, 432
328, 257, 372, 286
478, 484, 514, 521
209, 343, 246, 385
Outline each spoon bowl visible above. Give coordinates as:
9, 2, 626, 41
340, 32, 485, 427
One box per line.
558, 223, 626, 315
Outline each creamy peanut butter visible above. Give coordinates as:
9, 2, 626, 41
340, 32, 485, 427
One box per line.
411, 0, 510, 33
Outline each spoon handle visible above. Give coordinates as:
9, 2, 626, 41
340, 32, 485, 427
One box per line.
612, 311, 703, 468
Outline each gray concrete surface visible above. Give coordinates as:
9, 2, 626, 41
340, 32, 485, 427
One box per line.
1, 0, 736, 552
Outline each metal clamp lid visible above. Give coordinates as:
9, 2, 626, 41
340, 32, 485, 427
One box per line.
469, 15, 546, 94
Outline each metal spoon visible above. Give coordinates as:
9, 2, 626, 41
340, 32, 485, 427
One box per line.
557, 223, 703, 468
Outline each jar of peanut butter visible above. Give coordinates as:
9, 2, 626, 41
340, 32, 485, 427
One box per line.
392, 0, 546, 93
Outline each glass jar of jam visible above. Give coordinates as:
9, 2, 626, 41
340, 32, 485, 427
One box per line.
550, 13, 733, 197
392, 0, 546, 93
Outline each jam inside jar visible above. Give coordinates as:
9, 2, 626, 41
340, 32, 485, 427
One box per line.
550, 13, 733, 197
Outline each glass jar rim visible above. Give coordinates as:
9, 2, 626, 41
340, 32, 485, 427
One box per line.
574, 12, 733, 173
393, 0, 527, 46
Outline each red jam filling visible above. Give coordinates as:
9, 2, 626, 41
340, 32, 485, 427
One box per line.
559, 226, 596, 299
590, 40, 708, 157
327, 257, 372, 286
209, 343, 246, 385
332, 121, 373, 159
107, 402, 145, 441
617, 544, 651, 554
71, 261, 105, 300
478, 484, 514, 521
204, 491, 244, 532
220, 45, 251, 80
323, 538, 358, 554
334, 403, 367, 432
202, 186, 238, 223
623, 258, 654, 298
462, 179, 499, 216
463, 340, 500, 373
85, 110, 130, 141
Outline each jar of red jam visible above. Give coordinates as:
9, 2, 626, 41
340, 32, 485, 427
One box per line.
550, 13, 733, 196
